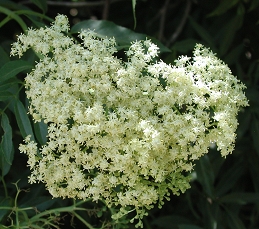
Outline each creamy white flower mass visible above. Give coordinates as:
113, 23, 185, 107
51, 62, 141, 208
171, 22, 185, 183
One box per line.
12, 14, 248, 227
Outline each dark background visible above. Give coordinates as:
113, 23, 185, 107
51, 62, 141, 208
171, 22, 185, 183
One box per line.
0, 0, 259, 228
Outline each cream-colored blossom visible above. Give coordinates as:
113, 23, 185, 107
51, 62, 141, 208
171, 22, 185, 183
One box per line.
13, 14, 248, 227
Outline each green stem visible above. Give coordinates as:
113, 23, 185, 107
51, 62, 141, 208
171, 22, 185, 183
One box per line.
30, 205, 75, 222
73, 211, 96, 229
23, 224, 42, 229
1, 176, 8, 198
30, 218, 59, 229
74, 199, 92, 207
0, 206, 34, 211
29, 199, 92, 222
13, 182, 21, 229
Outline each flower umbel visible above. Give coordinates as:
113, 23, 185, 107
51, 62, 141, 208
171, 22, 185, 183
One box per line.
12, 15, 248, 227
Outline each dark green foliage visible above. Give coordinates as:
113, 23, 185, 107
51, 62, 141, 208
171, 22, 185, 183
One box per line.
70, 19, 170, 52
0, 0, 258, 228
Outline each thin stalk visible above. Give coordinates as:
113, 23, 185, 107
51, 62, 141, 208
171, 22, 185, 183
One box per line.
13, 182, 21, 229
73, 211, 96, 229
1, 176, 8, 198
30, 199, 91, 222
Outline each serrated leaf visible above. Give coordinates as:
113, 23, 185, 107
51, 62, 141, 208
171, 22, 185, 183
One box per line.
0, 60, 32, 84
14, 99, 35, 141
70, 20, 170, 53
29, 0, 47, 13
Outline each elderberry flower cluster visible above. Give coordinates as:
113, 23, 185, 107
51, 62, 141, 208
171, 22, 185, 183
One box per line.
13, 15, 248, 227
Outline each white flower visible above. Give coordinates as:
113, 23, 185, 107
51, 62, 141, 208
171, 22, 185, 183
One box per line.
12, 14, 249, 226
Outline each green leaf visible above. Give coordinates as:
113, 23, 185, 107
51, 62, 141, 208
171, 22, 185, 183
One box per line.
0, 46, 10, 68
171, 39, 200, 53
29, 0, 47, 13
14, 99, 35, 141
1, 113, 13, 165
0, 0, 28, 10
33, 120, 48, 145
224, 206, 246, 229
0, 146, 11, 177
14, 10, 53, 28
195, 155, 215, 197
0, 60, 32, 84
208, 0, 239, 17
224, 44, 243, 65
0, 78, 21, 91
215, 158, 245, 196
25, 197, 56, 213
0, 5, 28, 32
219, 193, 259, 204
0, 91, 14, 101
70, 20, 171, 53
188, 16, 215, 49
0, 113, 14, 176
219, 15, 243, 56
